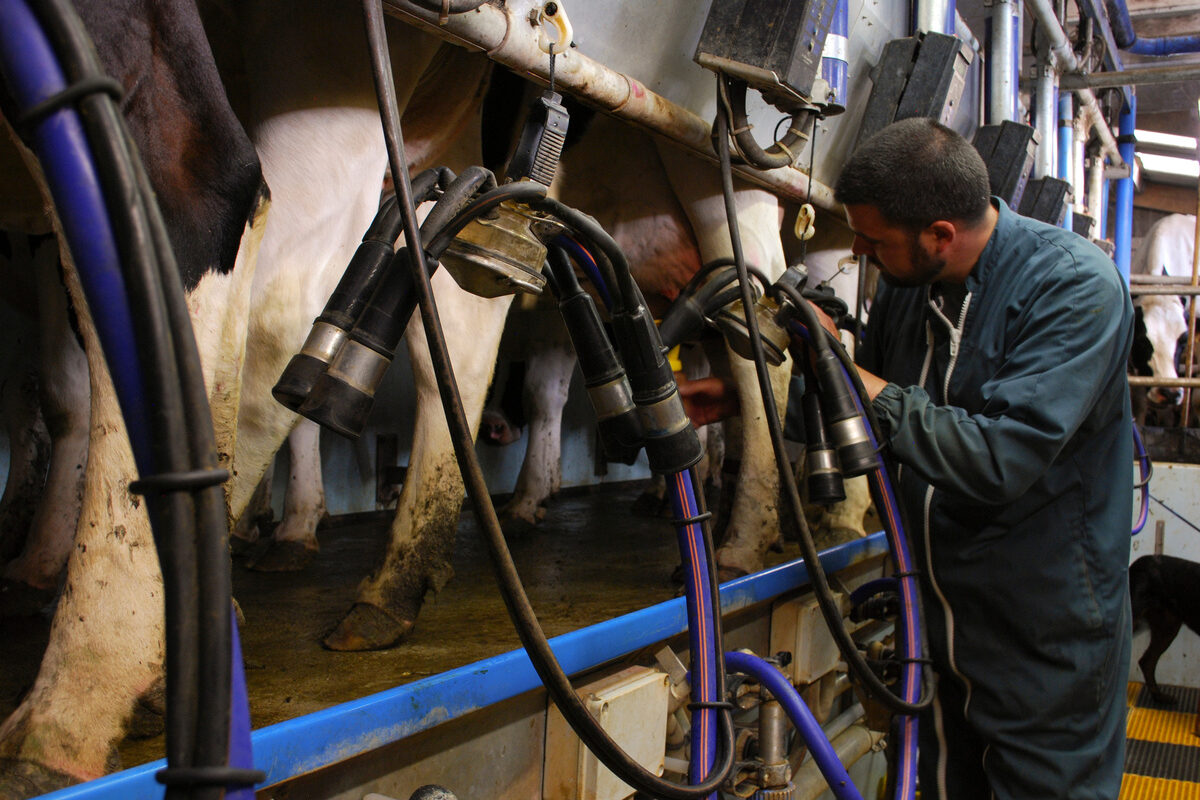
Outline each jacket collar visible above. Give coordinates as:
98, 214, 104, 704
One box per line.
964, 197, 1011, 295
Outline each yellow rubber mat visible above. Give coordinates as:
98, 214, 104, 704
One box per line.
1123, 682, 1200, 797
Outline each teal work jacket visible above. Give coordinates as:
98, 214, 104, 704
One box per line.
859, 199, 1134, 792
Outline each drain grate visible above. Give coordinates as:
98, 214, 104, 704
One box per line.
1124, 683, 1200, 798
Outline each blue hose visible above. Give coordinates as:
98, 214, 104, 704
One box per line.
556, 234, 614, 311
227, 607, 256, 800
0, 5, 260, 793
788, 320, 920, 800
724, 651, 864, 800
1132, 421, 1151, 536
0, 0, 153, 470
1106, 0, 1200, 54
667, 470, 718, 798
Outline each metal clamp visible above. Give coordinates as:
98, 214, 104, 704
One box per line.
535, 1, 573, 55
793, 203, 816, 241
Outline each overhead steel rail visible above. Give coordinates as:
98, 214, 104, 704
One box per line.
380, 0, 840, 211
1061, 62, 1200, 89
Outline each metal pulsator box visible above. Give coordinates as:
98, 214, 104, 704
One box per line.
694, 0, 837, 111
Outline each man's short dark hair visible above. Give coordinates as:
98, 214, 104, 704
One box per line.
834, 117, 991, 230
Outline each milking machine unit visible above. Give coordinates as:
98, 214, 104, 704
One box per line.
269, 0, 935, 797
2, 0, 936, 794
0, 1, 259, 799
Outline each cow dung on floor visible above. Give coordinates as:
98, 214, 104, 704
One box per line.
1, 481, 808, 772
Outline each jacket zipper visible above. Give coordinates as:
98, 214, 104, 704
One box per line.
920, 287, 977, 762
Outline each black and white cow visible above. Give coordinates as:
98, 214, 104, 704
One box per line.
0, 0, 495, 792
1132, 213, 1195, 411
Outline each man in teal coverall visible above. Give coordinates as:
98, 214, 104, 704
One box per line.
837, 117, 1133, 799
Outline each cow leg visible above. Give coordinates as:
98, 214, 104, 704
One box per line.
325, 272, 512, 651
1140, 610, 1182, 704
811, 474, 878, 544
655, 145, 791, 578
0, 251, 162, 791
248, 419, 325, 572
2, 243, 89, 611
500, 316, 573, 526
231, 458, 275, 550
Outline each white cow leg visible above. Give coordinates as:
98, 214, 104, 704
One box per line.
0, 263, 163, 792
231, 458, 274, 549
714, 350, 791, 577
324, 273, 511, 651
813, 475, 871, 544
500, 318, 573, 526
248, 419, 325, 572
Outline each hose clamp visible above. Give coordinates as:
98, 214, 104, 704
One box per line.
586, 376, 636, 421
300, 321, 348, 363
325, 339, 391, 395
638, 392, 692, 438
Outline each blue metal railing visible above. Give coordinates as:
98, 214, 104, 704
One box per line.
36, 533, 888, 799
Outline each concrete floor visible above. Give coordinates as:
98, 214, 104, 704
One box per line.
0, 481, 805, 774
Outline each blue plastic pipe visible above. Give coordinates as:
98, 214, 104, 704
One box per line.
668, 470, 718, 798
1100, 165, 1110, 240
1114, 96, 1136, 281
724, 652, 864, 800
1106, 0, 1200, 54
821, 0, 848, 111
1126, 34, 1200, 55
0, 0, 154, 470
1058, 94, 1075, 231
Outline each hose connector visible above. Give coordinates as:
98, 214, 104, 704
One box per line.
813, 349, 878, 477
555, 289, 643, 464
801, 389, 845, 505
273, 197, 403, 410
612, 303, 702, 474
441, 200, 562, 297
298, 337, 392, 439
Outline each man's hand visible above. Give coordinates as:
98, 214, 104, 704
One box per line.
677, 374, 739, 427
790, 298, 889, 401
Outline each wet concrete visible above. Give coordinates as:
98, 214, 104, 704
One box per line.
0, 481, 807, 773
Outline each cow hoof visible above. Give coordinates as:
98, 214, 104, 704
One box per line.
0, 758, 75, 799
0, 579, 55, 618
323, 602, 414, 651
247, 540, 318, 572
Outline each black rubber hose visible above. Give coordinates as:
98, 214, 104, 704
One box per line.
27, 2, 209, 794
776, 281, 936, 710
417, 164, 495, 240
361, 3, 735, 794
714, 96, 932, 715
525, 196, 632, 313
322, 168, 446, 330
722, 76, 816, 171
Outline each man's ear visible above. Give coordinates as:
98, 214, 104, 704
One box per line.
924, 220, 957, 253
